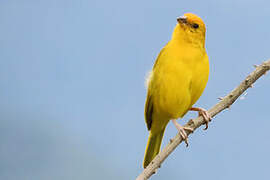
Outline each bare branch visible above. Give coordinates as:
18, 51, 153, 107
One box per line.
136, 59, 270, 180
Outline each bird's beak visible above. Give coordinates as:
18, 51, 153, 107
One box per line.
177, 16, 187, 24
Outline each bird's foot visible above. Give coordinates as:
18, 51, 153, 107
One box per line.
190, 107, 212, 130
172, 119, 194, 147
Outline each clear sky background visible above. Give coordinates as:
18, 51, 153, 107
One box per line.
1, 0, 270, 180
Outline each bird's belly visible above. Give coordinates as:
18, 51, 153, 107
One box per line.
153, 70, 192, 119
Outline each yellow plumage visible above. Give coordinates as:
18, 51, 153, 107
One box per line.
143, 13, 209, 168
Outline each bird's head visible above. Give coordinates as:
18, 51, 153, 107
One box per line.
172, 13, 206, 48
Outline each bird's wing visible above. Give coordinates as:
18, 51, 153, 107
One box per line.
144, 91, 153, 130
144, 47, 167, 131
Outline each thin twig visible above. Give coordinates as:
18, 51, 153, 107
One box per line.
136, 59, 270, 180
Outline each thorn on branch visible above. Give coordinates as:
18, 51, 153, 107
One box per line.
240, 92, 248, 100
217, 97, 224, 100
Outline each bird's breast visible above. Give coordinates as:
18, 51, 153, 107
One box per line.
151, 59, 192, 119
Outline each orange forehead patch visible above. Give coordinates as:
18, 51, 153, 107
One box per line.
183, 13, 205, 28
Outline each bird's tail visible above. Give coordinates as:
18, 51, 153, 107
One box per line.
143, 128, 165, 168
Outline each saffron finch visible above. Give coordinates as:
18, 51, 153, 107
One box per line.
143, 13, 211, 168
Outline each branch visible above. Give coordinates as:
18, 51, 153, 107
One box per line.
136, 59, 270, 180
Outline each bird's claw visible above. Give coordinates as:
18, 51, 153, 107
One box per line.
190, 107, 212, 130
198, 108, 212, 130
172, 120, 194, 147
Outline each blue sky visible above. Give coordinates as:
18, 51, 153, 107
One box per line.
0, 0, 270, 179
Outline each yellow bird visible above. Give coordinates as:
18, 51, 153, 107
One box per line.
143, 13, 211, 168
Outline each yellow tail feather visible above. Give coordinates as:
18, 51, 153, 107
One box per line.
143, 129, 165, 168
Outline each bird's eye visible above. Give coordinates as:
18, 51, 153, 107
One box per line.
192, 23, 199, 29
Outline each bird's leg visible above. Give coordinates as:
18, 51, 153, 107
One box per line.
172, 119, 194, 147
189, 107, 212, 130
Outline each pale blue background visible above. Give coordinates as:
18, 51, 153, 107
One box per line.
1, 0, 270, 180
